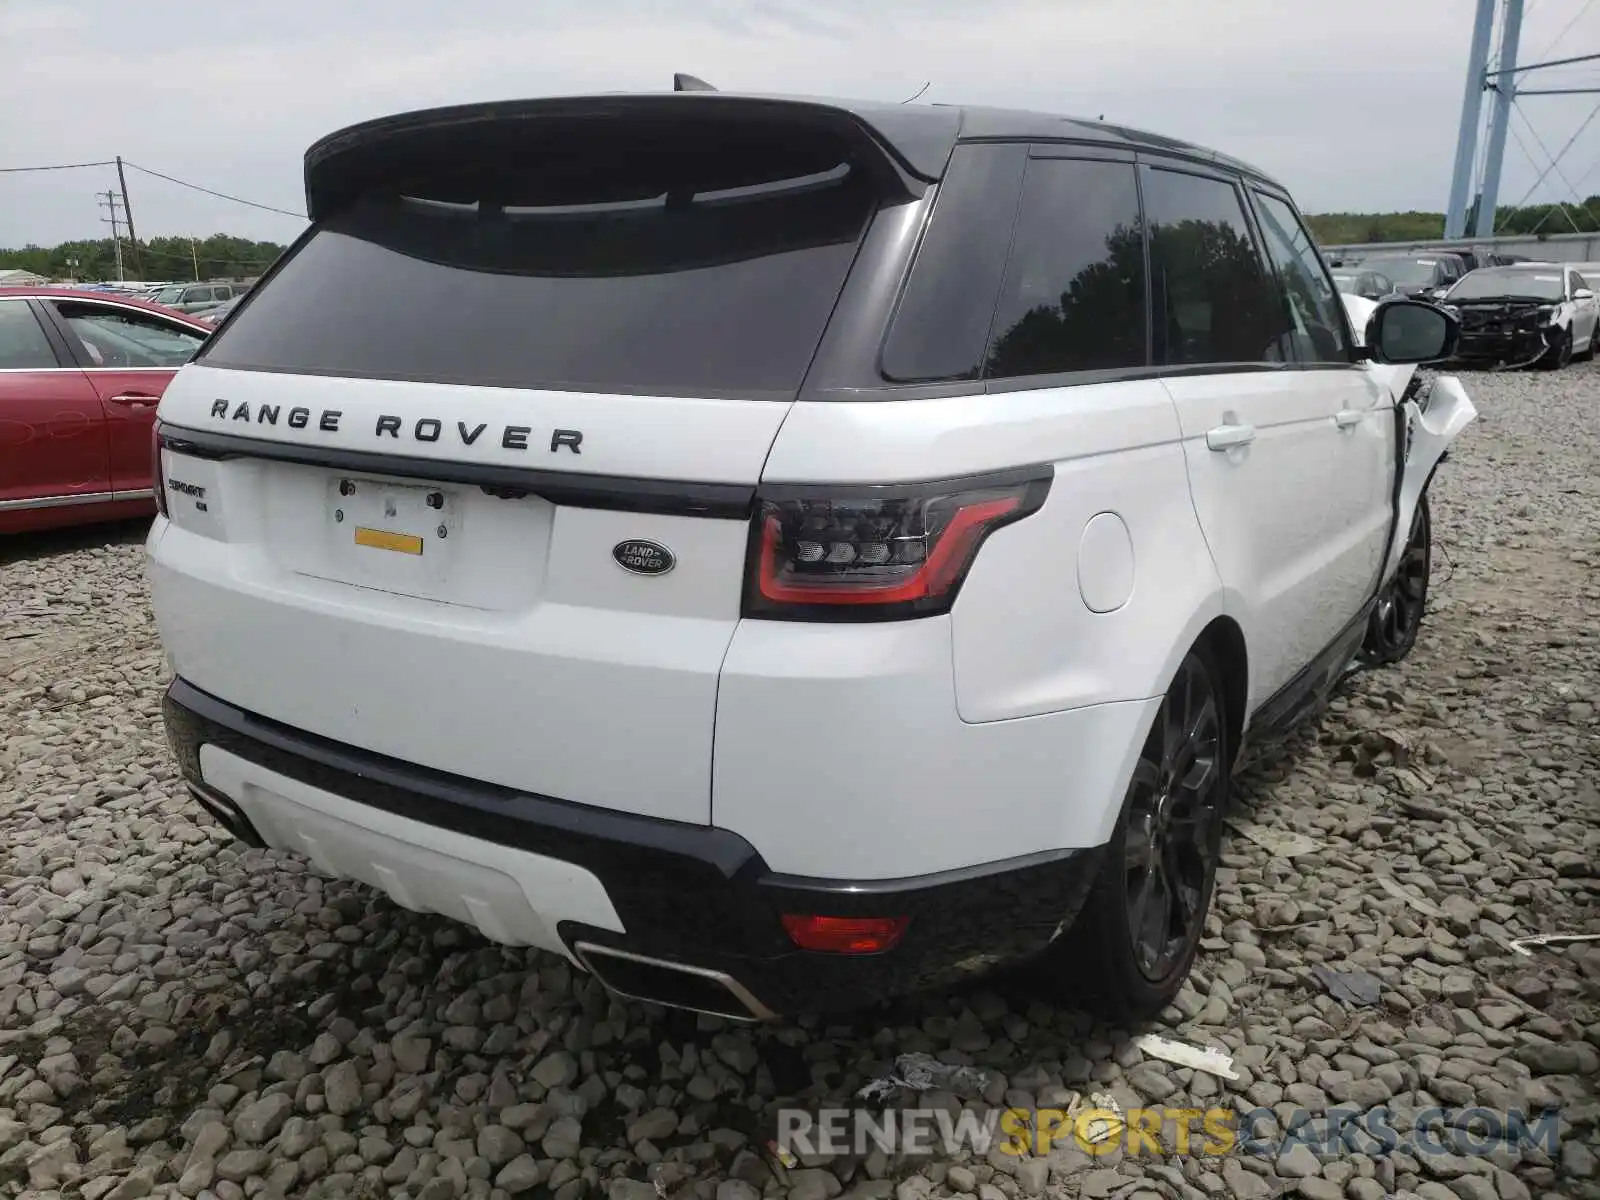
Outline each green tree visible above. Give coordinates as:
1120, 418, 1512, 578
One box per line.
0, 235, 287, 281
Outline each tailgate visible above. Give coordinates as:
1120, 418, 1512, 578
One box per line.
153, 369, 784, 826
149, 103, 892, 825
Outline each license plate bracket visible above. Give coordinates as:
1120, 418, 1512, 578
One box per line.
326, 477, 457, 589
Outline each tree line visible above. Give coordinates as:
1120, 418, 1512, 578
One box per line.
5, 196, 1600, 281
1305, 195, 1600, 245
0, 234, 290, 282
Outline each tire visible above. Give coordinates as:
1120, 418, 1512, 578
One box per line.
1360, 492, 1431, 666
1540, 329, 1572, 370
1043, 647, 1231, 1020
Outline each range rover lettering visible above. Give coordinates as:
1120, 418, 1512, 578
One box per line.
147, 89, 1474, 1020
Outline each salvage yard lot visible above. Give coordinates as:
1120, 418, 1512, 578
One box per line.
1, 366, 1597, 1200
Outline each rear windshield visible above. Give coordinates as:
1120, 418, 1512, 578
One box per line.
1362, 258, 1437, 286
200, 148, 876, 400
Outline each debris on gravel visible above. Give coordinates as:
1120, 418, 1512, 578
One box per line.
1, 364, 1596, 1199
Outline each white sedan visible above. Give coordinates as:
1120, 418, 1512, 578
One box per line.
1441, 263, 1599, 368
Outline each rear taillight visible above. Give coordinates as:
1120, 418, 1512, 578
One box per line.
743, 469, 1051, 620
151, 423, 168, 517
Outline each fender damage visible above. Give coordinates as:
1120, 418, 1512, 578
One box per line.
1383, 374, 1477, 585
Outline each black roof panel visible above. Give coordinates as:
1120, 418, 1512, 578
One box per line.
940, 104, 1277, 183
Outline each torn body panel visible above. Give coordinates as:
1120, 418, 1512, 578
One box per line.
1449, 301, 1561, 369
1382, 374, 1476, 586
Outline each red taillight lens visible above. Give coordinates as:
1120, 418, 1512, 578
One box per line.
743, 471, 1051, 620
151, 423, 168, 517
782, 915, 909, 954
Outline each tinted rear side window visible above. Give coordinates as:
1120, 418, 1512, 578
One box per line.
1142, 167, 1291, 366
880, 143, 1027, 383
202, 147, 877, 400
985, 157, 1146, 379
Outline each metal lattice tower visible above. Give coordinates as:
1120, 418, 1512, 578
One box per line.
1445, 0, 1600, 238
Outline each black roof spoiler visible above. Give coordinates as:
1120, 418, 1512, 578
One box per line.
303, 94, 961, 221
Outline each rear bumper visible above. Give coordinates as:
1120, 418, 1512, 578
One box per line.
163, 678, 1104, 1016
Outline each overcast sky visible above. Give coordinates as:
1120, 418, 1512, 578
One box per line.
4, 0, 1600, 250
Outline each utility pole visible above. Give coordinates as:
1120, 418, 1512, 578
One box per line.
1446, 0, 1497, 238
1476, 0, 1526, 238
115, 156, 141, 276
189, 237, 200, 281
97, 190, 127, 282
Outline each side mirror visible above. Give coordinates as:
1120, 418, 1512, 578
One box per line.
1575, 287, 1595, 301
1363, 298, 1459, 365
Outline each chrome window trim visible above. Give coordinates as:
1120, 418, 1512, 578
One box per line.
0, 365, 180, 374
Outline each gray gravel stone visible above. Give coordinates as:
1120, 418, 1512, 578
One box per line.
233, 1093, 292, 1144
214, 1148, 268, 1182
532, 1050, 579, 1089
1275, 1143, 1322, 1179
496, 1153, 542, 1193
323, 1060, 363, 1114
627, 1107, 679, 1145
787, 1167, 842, 1200
476, 1124, 524, 1167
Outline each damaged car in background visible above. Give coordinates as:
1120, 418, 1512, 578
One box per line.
1441, 263, 1599, 369
1357, 253, 1466, 301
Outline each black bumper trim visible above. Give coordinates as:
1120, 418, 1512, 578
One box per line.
164, 677, 758, 876
162, 677, 1105, 1013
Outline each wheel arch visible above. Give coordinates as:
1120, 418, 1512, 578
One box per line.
1094, 602, 1249, 845
1194, 615, 1248, 770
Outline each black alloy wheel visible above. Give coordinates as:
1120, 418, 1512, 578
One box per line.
1123, 653, 1225, 981
1047, 648, 1229, 1018
1361, 492, 1431, 665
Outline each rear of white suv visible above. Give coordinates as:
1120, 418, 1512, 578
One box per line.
149, 93, 1459, 1021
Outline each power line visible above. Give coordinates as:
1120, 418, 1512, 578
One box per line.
0, 160, 115, 173
121, 161, 305, 220
3, 156, 306, 220
1497, 93, 1600, 220
1531, 0, 1596, 61
1503, 114, 1585, 230
1515, 101, 1592, 199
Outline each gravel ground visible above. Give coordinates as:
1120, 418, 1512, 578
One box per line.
1, 364, 1596, 1200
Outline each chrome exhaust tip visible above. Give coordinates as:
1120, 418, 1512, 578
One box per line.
185, 780, 266, 848
572, 942, 775, 1022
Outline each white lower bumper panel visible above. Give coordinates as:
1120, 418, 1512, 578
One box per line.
199, 744, 624, 957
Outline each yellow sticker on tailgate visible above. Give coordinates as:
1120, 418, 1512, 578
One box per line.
354, 527, 424, 555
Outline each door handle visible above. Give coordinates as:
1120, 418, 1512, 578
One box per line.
1206, 423, 1256, 451
1334, 409, 1364, 429
108, 393, 159, 408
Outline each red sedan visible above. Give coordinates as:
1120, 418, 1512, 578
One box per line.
0, 288, 211, 534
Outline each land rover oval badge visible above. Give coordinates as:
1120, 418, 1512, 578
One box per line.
613, 539, 676, 576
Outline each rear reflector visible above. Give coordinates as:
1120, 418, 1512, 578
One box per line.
782, 914, 909, 954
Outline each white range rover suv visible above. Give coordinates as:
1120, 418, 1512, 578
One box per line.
146, 92, 1475, 1021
